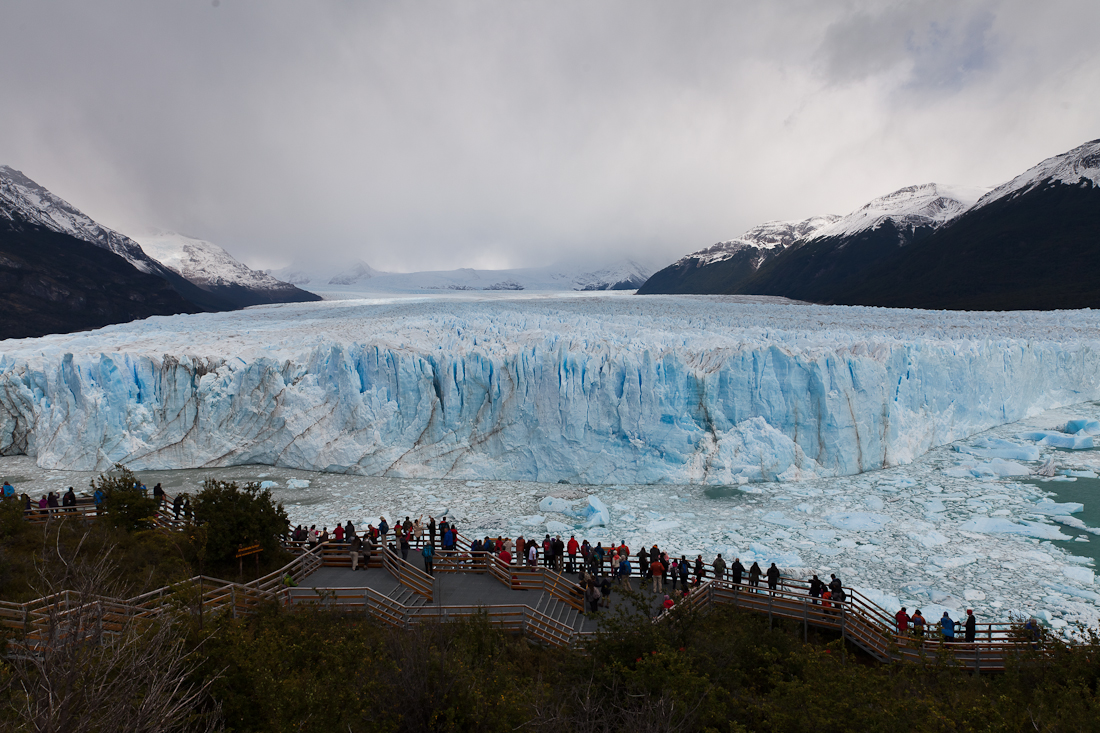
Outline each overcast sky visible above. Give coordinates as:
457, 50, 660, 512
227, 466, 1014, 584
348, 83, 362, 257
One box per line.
1, 1, 1097, 272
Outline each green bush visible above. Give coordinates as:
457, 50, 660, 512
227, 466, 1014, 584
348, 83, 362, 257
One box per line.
92, 465, 158, 531
191, 479, 289, 569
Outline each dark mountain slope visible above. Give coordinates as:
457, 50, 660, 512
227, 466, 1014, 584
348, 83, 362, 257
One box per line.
835, 181, 1100, 310
0, 220, 200, 340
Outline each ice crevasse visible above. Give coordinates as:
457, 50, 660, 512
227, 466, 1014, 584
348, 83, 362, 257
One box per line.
1, 298, 1099, 484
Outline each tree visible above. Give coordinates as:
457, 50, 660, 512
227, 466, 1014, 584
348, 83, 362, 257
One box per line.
191, 479, 288, 568
91, 465, 158, 532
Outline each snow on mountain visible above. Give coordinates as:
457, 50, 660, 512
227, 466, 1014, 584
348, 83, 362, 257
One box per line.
682, 216, 840, 267
133, 230, 300, 293
973, 138, 1100, 209
0, 165, 162, 274
2, 295, 1100, 485
269, 259, 655, 294
807, 183, 989, 242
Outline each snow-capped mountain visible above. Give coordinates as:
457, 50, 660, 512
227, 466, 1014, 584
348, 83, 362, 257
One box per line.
687, 216, 840, 267
133, 231, 320, 308
1, 165, 166, 275
269, 259, 655, 295
640, 137, 1100, 310
807, 183, 988, 242
972, 138, 1100, 209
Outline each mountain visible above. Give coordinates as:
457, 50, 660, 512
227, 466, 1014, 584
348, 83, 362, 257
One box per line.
636, 216, 838, 295
742, 183, 988, 303
638, 138, 1100, 310
0, 217, 200, 340
269, 259, 655, 294
133, 231, 320, 308
836, 139, 1100, 310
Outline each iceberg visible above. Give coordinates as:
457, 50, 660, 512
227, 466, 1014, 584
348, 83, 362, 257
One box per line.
957, 517, 1073, 540
956, 437, 1041, 462
1017, 431, 1094, 450
825, 512, 892, 531
1030, 500, 1085, 516
1064, 419, 1100, 435
3, 296, 1100, 485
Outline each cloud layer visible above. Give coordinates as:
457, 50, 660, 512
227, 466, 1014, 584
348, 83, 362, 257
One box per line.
1, 0, 1097, 271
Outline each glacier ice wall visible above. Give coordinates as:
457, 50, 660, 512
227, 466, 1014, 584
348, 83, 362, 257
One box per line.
1, 296, 1099, 484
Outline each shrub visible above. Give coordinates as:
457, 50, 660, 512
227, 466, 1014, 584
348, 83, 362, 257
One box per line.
91, 465, 158, 531
191, 479, 289, 568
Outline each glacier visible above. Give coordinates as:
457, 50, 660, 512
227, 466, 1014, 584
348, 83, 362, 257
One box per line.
3, 294, 1100, 484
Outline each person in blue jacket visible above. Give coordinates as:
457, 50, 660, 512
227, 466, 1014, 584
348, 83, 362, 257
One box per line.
940, 611, 955, 641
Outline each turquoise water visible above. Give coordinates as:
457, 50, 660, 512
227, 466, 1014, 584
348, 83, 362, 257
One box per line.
1026, 477, 1100, 566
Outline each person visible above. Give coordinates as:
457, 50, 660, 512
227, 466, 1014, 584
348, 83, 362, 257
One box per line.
62, 487, 77, 513
443, 526, 456, 554
593, 542, 606, 574
731, 558, 745, 586
152, 483, 165, 508
362, 537, 374, 568
349, 531, 362, 570
580, 540, 591, 571
600, 575, 612, 608
748, 561, 762, 589
345, 520, 356, 540
94, 487, 105, 515
650, 555, 665, 593
1, 481, 14, 499
412, 517, 423, 547
422, 541, 434, 575
378, 516, 389, 543
308, 525, 320, 547
713, 554, 726, 582
38, 495, 48, 515
46, 491, 59, 513
499, 545, 512, 565
940, 611, 955, 641
334, 523, 345, 543
829, 574, 843, 597
821, 587, 832, 609
678, 555, 689, 590
527, 542, 538, 567
694, 555, 705, 585
610, 551, 621, 579
669, 558, 679, 592
553, 536, 565, 571
428, 516, 437, 548
1023, 618, 1040, 647
638, 546, 650, 579
400, 531, 411, 561
567, 535, 579, 573
320, 527, 330, 543
912, 609, 926, 638
765, 562, 780, 593
619, 556, 633, 591
403, 516, 413, 536
172, 493, 183, 519
964, 609, 977, 643
585, 580, 601, 614
810, 574, 824, 604
182, 496, 191, 521
895, 607, 910, 635
662, 594, 674, 613
542, 534, 552, 567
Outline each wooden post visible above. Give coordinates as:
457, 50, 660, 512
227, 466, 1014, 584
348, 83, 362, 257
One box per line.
803, 599, 808, 642
768, 592, 773, 630
840, 608, 847, 663
231, 586, 237, 619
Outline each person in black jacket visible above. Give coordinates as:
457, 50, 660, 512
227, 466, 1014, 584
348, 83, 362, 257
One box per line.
62, 487, 77, 513
748, 561, 762, 589
809, 574, 824, 604
731, 558, 745, 586
766, 563, 781, 593
829, 574, 843, 596
964, 609, 977, 643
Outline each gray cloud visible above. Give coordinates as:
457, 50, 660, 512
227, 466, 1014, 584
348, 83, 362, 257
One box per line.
0, 0, 1097, 272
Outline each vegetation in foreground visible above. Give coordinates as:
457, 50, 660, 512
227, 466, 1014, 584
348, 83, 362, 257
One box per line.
3, 470, 1100, 731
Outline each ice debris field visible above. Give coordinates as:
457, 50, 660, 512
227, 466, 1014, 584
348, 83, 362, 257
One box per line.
5, 293, 1100, 630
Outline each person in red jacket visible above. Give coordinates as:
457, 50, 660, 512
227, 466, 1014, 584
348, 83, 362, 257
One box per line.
662, 595, 674, 612
896, 607, 911, 636
567, 535, 579, 573
650, 557, 666, 593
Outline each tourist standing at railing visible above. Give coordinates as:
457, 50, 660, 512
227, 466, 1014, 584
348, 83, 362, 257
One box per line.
554, 536, 565, 571
515, 535, 525, 565
895, 607, 910, 635
403, 516, 413, 538
334, 523, 345, 543
412, 517, 423, 547
650, 555, 665, 593
619, 556, 633, 590
828, 574, 842, 598
62, 487, 77, 513
610, 550, 621, 579
637, 546, 649, 579
422, 542, 434, 575
809, 575, 824, 605
172, 494, 183, 519
350, 532, 362, 570
527, 541, 538, 567
964, 610, 976, 643
308, 525, 320, 547
731, 558, 745, 586
542, 535, 552, 568
94, 488, 104, 515
566, 535, 579, 573
748, 562, 762, 590
678, 556, 689, 590
694, 555, 705, 585
428, 516, 437, 548
669, 558, 679, 592
378, 516, 389, 544
766, 563, 780, 593
580, 540, 591, 571
1, 481, 13, 499
912, 609, 926, 638
345, 520, 356, 541
593, 543, 606, 574
940, 612, 955, 641
153, 483, 165, 508
442, 526, 456, 554
400, 531, 411, 561
712, 554, 726, 582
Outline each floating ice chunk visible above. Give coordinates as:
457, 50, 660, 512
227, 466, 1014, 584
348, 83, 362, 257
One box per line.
837, 538, 857, 548
865, 497, 885, 511
522, 515, 546, 525
618, 513, 637, 523
957, 517, 1073, 540
285, 478, 311, 489
747, 542, 803, 567
1021, 550, 1056, 563
582, 496, 610, 528
804, 529, 836, 543
1065, 419, 1100, 435
1063, 566, 1095, 585
958, 437, 1042, 462
948, 458, 1032, 478
645, 519, 680, 533
1018, 431, 1095, 450
1041, 581, 1100, 602
1030, 499, 1084, 516
923, 499, 946, 514
538, 496, 575, 515
964, 589, 986, 601
545, 520, 571, 534
825, 512, 892, 532
930, 555, 979, 569
795, 503, 813, 513
762, 511, 801, 528
908, 530, 949, 547
259, 480, 280, 489
1060, 470, 1098, 478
